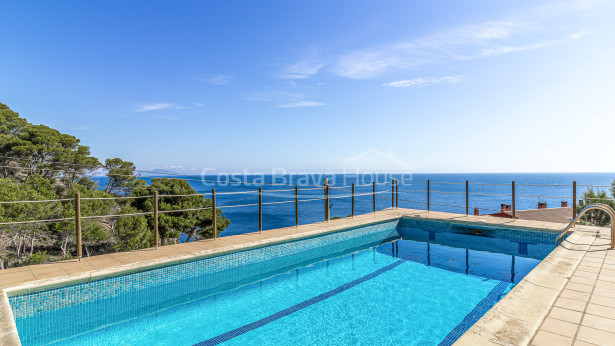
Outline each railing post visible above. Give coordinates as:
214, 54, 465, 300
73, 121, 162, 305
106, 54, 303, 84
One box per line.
391, 179, 395, 209
465, 180, 469, 215
396, 179, 399, 208
75, 193, 82, 259
351, 183, 355, 217
295, 185, 299, 227
153, 191, 159, 248
212, 189, 217, 240
324, 178, 330, 222
573, 181, 577, 219
511, 181, 516, 219
258, 187, 262, 232
427, 180, 430, 212
372, 182, 376, 213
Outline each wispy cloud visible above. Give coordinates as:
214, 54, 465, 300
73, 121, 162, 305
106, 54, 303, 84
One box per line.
246, 91, 304, 103
277, 48, 325, 79
282, 0, 603, 80
479, 42, 550, 57
135, 103, 175, 112
279, 101, 325, 108
134, 102, 203, 112
279, 59, 324, 79
246, 90, 324, 108
383, 76, 466, 88
569, 31, 587, 40
333, 51, 406, 79
201, 74, 232, 86
330, 20, 541, 79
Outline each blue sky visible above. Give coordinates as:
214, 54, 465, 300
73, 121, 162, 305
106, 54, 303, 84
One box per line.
1, 0, 614, 174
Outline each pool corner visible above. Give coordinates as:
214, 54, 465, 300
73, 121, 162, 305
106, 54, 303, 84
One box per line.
0, 289, 21, 346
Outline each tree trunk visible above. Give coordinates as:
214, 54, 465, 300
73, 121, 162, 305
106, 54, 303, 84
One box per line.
30, 232, 36, 256
0, 257, 4, 270
22, 236, 28, 258
185, 227, 197, 243
15, 235, 23, 265
60, 236, 69, 257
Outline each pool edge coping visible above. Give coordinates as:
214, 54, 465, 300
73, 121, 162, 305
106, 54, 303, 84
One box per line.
0, 291, 20, 345
0, 208, 602, 345
454, 225, 600, 345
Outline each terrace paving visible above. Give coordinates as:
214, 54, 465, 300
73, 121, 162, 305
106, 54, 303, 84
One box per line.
0, 208, 612, 345
495, 207, 575, 224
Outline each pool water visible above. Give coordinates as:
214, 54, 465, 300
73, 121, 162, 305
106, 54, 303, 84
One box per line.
10, 218, 558, 345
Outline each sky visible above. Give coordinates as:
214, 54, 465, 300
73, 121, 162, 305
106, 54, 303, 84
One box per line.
1, 0, 614, 174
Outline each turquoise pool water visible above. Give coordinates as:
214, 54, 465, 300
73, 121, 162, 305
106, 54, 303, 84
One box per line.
10, 218, 558, 345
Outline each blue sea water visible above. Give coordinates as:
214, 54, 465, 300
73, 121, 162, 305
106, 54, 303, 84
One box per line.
11, 218, 556, 345
94, 173, 614, 237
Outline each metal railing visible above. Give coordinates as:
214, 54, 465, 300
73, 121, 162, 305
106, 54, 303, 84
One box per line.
555, 203, 615, 248
2, 177, 614, 260
396, 180, 615, 218
0, 180, 399, 259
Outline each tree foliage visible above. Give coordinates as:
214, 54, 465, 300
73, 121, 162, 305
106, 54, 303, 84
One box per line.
103, 158, 139, 195
0, 103, 230, 269
577, 181, 615, 227
130, 178, 230, 245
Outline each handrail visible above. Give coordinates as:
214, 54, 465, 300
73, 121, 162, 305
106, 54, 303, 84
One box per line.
555, 203, 615, 247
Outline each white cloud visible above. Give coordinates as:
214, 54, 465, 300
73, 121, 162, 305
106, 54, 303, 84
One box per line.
333, 51, 406, 79
247, 90, 325, 108
246, 91, 304, 103
135, 103, 175, 112
279, 101, 325, 108
282, 0, 603, 80
134, 102, 203, 112
331, 20, 540, 79
278, 48, 325, 79
569, 31, 587, 40
279, 59, 324, 79
202, 74, 232, 85
383, 76, 466, 88
479, 42, 550, 57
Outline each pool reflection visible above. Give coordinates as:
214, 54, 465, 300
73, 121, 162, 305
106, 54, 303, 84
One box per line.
377, 226, 554, 283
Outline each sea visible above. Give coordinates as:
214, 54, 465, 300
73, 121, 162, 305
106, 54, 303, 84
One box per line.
92, 173, 615, 237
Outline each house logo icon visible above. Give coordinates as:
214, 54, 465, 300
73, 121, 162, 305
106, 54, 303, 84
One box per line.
344, 149, 411, 172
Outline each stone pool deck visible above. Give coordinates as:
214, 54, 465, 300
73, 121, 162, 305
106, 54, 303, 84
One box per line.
0, 208, 612, 345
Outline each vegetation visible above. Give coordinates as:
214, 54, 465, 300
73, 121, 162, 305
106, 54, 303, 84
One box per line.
577, 182, 615, 227
0, 103, 229, 269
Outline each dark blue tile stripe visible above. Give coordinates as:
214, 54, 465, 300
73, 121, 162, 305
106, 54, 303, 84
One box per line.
438, 281, 510, 346
193, 259, 406, 346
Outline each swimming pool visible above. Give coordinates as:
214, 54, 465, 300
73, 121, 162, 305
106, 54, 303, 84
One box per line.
9, 217, 559, 345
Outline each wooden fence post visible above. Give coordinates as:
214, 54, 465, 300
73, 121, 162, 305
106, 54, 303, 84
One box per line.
351, 183, 355, 217
153, 191, 159, 248
427, 180, 430, 212
295, 186, 299, 227
391, 179, 395, 209
373, 182, 376, 213
75, 193, 82, 259
512, 181, 516, 219
465, 180, 469, 215
396, 179, 399, 208
573, 181, 577, 219
324, 178, 330, 222
212, 189, 217, 240
258, 187, 262, 232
